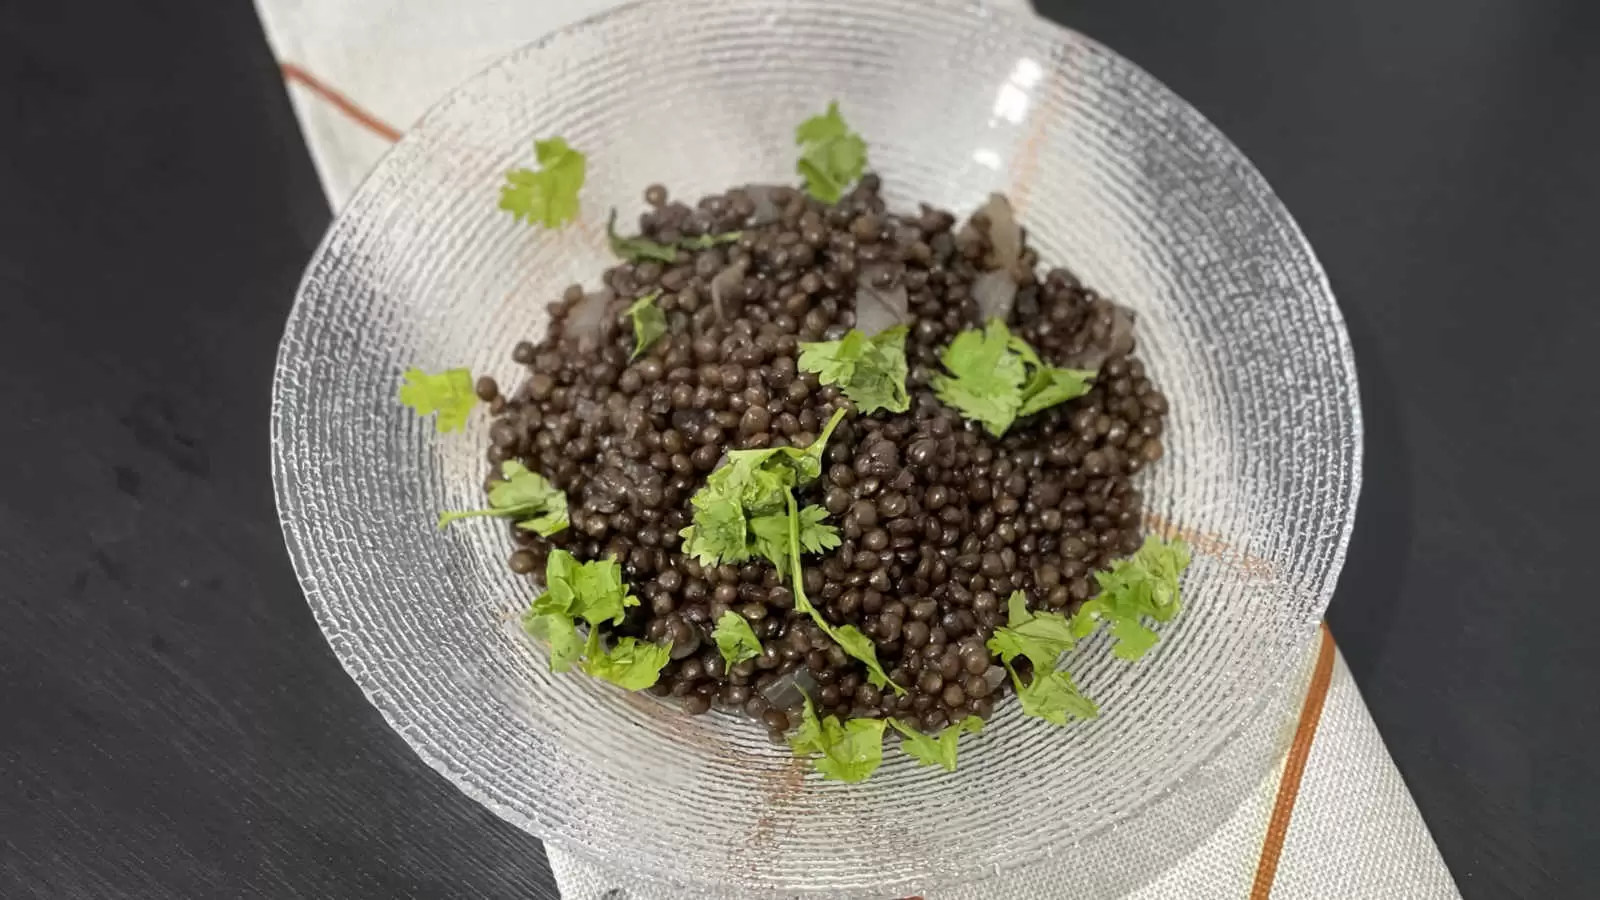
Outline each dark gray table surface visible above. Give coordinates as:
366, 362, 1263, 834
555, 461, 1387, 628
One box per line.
2, 1, 1596, 897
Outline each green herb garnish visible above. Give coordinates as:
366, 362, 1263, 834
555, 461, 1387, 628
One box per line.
437, 461, 568, 535
398, 367, 477, 433
523, 611, 584, 673
499, 137, 586, 229
798, 325, 910, 414
931, 319, 1097, 436
784, 489, 903, 695
623, 290, 666, 361
1008, 665, 1099, 725
795, 101, 868, 204
986, 590, 1078, 672
607, 208, 741, 263
712, 610, 763, 669
679, 408, 846, 567
678, 406, 901, 694
518, 550, 665, 687
606, 209, 680, 263
1070, 535, 1191, 660
888, 715, 984, 772
1018, 367, 1097, 418
990, 589, 1097, 726
581, 630, 673, 691
748, 503, 841, 576
530, 549, 638, 627
789, 698, 887, 783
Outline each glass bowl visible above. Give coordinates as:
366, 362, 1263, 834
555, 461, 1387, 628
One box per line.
270, 0, 1361, 896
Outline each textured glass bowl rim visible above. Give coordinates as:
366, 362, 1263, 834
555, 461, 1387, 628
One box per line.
270, 0, 1364, 893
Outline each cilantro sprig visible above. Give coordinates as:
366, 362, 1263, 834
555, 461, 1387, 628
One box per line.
606, 209, 679, 263
499, 137, 586, 229
930, 319, 1097, 436
1009, 667, 1100, 725
521, 550, 639, 674
1070, 535, 1192, 660
986, 591, 1078, 672
607, 208, 741, 264
798, 325, 910, 414
679, 408, 846, 568
795, 102, 868, 204
438, 461, 569, 536
532, 550, 638, 627
784, 489, 903, 695
518, 550, 672, 690
790, 698, 887, 783
581, 631, 674, 691
988, 590, 1098, 726
888, 715, 984, 772
623, 290, 666, 361
678, 407, 901, 694
790, 704, 983, 781
398, 367, 477, 433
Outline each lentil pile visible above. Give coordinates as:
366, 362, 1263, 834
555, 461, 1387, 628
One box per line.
473, 175, 1169, 741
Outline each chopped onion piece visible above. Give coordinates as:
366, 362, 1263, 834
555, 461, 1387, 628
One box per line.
973, 269, 1019, 322
854, 263, 909, 335
710, 258, 749, 321
564, 288, 615, 352
975, 192, 1022, 271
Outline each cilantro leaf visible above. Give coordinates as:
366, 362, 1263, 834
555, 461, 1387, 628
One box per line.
830, 624, 896, 693
399, 367, 477, 433
1018, 365, 1096, 418
681, 495, 756, 567
795, 102, 868, 204
799, 329, 863, 385
515, 504, 570, 537
712, 610, 763, 669
438, 461, 569, 535
985, 590, 1078, 672
581, 630, 672, 691
784, 489, 903, 695
932, 320, 1100, 435
888, 715, 983, 772
1070, 535, 1192, 660
678, 408, 846, 566
931, 320, 1027, 436
749, 504, 839, 572
1109, 617, 1160, 661
522, 611, 584, 673
539, 549, 638, 627
623, 290, 667, 361
789, 698, 887, 783
499, 137, 586, 229
794, 504, 842, 553
798, 326, 910, 414
1007, 663, 1100, 725
606, 208, 680, 263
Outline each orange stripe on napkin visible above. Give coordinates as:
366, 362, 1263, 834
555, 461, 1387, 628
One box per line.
1250, 623, 1337, 899
279, 63, 402, 142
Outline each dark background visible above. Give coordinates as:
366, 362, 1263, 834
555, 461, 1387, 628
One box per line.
1, 0, 1595, 897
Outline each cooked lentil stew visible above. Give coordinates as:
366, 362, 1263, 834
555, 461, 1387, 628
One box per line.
470, 173, 1174, 746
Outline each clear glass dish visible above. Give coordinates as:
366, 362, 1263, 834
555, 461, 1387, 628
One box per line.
271, 0, 1361, 896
